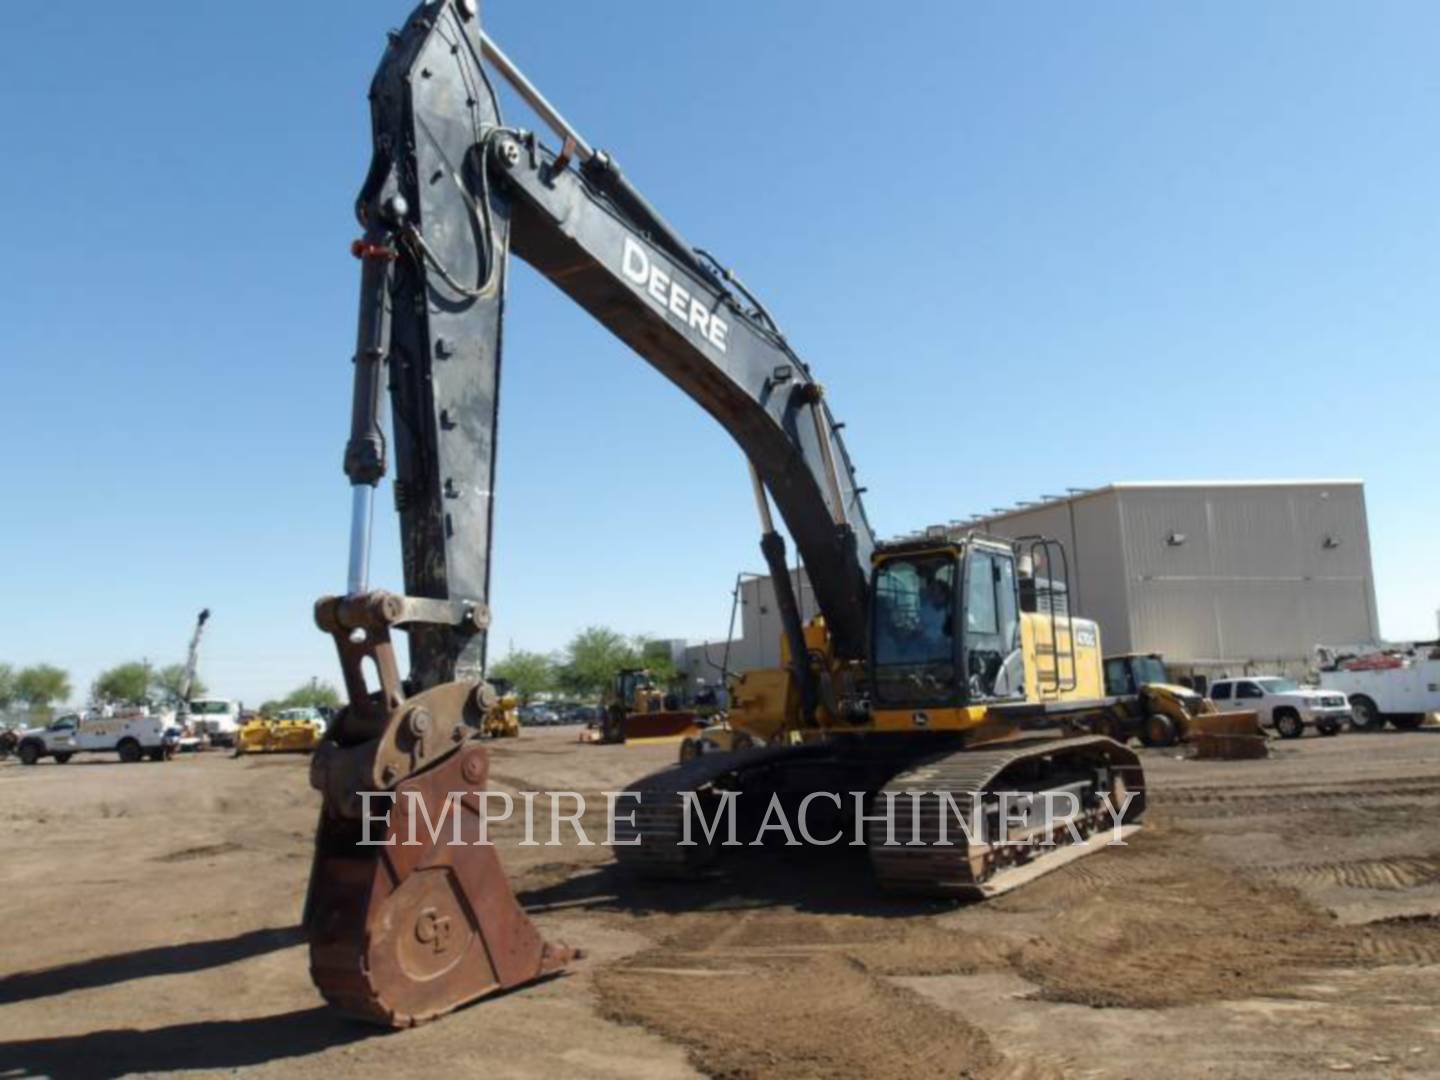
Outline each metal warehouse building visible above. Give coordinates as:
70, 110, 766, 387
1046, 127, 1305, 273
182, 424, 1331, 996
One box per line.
954, 481, 1379, 682
681, 480, 1379, 691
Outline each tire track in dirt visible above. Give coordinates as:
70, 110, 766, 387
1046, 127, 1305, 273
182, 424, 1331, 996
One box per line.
597, 950, 1016, 1080
1151, 778, 1440, 815
1256, 854, 1440, 892
592, 905, 1028, 1078
1353, 915, 1440, 965
993, 823, 1440, 1009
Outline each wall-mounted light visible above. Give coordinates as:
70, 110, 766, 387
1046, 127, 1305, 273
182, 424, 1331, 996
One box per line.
1323, 534, 1342, 549
1166, 532, 1187, 547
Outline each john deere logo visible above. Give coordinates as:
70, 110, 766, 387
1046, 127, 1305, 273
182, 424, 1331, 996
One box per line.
913, 711, 930, 727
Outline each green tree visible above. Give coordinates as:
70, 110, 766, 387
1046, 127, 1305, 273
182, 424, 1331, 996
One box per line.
556, 626, 639, 698
15, 664, 72, 713
638, 640, 683, 692
281, 681, 342, 711
0, 662, 15, 712
92, 661, 154, 706
489, 649, 555, 704
152, 663, 208, 706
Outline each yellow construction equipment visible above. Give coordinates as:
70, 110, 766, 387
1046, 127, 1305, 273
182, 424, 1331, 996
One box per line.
234, 708, 325, 755
481, 678, 521, 738
1093, 652, 1261, 748
588, 667, 703, 745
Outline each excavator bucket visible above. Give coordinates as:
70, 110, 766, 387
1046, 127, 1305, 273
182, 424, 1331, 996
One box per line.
305, 594, 577, 1026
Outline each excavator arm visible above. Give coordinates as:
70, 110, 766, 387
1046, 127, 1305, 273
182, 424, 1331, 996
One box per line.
342, 1, 875, 677
306, 0, 878, 1025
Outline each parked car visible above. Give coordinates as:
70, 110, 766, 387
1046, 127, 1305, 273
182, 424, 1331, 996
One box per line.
562, 704, 599, 725
15, 711, 179, 764
1209, 677, 1349, 738
518, 704, 558, 726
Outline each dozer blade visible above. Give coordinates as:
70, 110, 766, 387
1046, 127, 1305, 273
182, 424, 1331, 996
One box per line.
623, 710, 705, 745
306, 740, 576, 1026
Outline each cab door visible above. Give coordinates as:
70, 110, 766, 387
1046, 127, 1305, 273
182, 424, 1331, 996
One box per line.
962, 546, 1020, 699
1235, 680, 1269, 725
47, 715, 80, 752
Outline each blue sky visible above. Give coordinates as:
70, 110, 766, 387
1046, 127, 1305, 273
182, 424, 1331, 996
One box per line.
2, 1, 1436, 706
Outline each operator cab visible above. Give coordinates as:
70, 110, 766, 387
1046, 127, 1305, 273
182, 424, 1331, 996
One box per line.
615, 668, 657, 710
1103, 653, 1170, 697
868, 537, 1023, 708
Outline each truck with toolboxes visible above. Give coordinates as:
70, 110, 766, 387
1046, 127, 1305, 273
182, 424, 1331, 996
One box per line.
1315, 641, 1439, 732
15, 707, 179, 764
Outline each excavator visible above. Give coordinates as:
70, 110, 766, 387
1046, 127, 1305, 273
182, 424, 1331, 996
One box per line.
305, 0, 1145, 1027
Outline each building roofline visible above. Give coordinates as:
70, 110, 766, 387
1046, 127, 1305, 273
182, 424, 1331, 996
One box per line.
943, 479, 1365, 531
1106, 479, 1363, 490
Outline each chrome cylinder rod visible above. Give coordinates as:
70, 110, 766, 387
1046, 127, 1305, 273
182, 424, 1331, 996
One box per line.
479, 31, 595, 161
748, 464, 776, 534
347, 484, 375, 596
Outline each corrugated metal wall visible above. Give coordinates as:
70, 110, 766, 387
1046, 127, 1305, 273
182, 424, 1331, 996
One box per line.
977, 482, 1378, 673
1070, 495, 1130, 654
1116, 483, 1377, 669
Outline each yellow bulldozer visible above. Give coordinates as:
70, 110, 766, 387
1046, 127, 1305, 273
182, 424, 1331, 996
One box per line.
584, 667, 705, 745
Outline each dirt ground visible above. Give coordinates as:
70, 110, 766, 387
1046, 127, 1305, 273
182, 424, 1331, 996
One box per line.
2, 725, 1439, 1079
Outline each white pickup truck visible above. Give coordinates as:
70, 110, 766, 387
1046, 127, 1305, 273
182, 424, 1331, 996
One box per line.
1209, 676, 1350, 738
15, 709, 179, 765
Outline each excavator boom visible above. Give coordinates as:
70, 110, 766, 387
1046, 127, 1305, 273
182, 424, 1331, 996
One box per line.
309, 0, 880, 1025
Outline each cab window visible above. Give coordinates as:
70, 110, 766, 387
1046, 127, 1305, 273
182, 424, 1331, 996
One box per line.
1105, 659, 1134, 696
1237, 681, 1263, 699
967, 552, 998, 634
1211, 682, 1232, 700
964, 548, 1019, 699
872, 553, 957, 705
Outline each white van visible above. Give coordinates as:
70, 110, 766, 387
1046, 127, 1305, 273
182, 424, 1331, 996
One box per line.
186, 698, 242, 747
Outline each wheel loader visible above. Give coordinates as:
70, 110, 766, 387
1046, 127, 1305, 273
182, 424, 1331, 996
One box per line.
1093, 652, 1262, 749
